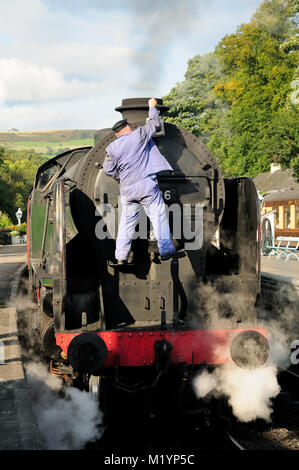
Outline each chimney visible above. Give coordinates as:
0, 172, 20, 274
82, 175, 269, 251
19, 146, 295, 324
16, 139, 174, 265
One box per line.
115, 98, 169, 124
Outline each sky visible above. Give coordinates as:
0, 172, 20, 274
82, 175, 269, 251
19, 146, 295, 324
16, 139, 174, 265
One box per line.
0, 0, 263, 131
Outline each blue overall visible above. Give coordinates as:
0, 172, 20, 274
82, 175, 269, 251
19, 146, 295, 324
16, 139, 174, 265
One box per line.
103, 107, 175, 260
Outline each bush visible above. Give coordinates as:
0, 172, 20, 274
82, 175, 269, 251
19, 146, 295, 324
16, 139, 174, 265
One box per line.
8, 222, 27, 235
18, 222, 27, 235
0, 212, 12, 228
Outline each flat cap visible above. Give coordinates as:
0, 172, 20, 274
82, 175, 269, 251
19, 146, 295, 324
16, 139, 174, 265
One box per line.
112, 119, 128, 133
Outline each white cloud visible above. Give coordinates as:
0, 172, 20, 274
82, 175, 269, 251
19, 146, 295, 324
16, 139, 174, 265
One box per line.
0, 95, 127, 131
0, 58, 103, 102
0, 0, 47, 39
29, 43, 133, 77
0, 0, 132, 46
0, 0, 263, 130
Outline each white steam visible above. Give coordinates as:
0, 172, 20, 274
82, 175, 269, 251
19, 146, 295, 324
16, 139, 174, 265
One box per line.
16, 279, 103, 450
191, 276, 298, 423
25, 362, 103, 450
193, 364, 280, 423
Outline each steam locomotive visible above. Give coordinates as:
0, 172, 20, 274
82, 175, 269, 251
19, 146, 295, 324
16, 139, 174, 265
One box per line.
24, 97, 269, 420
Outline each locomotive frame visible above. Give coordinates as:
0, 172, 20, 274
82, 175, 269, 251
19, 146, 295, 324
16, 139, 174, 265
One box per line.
24, 97, 270, 419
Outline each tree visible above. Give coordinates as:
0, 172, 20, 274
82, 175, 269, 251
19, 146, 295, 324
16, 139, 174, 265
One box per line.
0, 212, 12, 229
163, 53, 227, 140
163, 0, 299, 178
0, 146, 47, 220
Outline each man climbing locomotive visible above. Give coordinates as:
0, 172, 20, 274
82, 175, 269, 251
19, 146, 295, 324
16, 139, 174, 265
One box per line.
103, 97, 179, 265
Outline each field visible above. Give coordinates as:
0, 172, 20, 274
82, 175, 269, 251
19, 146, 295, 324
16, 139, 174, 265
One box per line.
0, 129, 97, 155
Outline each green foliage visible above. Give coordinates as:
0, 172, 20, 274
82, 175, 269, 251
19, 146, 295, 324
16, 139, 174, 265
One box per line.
57, 147, 70, 155
8, 222, 27, 235
0, 132, 93, 222
164, 53, 227, 141
0, 146, 45, 221
0, 132, 93, 223
163, 0, 299, 179
0, 212, 12, 229
18, 223, 27, 235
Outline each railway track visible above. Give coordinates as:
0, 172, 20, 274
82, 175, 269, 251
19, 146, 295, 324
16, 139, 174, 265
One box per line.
85, 409, 250, 453
226, 432, 246, 450
85, 364, 299, 453
88, 432, 247, 454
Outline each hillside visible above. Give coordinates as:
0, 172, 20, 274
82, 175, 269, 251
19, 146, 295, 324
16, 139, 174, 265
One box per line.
0, 129, 97, 155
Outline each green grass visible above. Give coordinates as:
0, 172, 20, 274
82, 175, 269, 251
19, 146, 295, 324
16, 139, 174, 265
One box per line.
2, 138, 94, 154
0, 130, 96, 155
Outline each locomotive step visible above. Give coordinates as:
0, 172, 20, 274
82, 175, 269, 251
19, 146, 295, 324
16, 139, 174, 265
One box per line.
108, 259, 135, 268
160, 251, 186, 261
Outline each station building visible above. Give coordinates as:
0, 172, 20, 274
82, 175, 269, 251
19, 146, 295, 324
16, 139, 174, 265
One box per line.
253, 163, 299, 239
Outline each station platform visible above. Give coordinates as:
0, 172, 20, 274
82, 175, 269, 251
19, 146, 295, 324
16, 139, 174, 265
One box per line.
0, 245, 44, 450
261, 255, 299, 283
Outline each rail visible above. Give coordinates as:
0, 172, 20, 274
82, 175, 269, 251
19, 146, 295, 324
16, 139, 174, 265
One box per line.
226, 432, 246, 450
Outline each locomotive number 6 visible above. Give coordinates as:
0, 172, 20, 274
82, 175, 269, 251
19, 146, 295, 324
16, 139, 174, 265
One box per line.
162, 188, 177, 203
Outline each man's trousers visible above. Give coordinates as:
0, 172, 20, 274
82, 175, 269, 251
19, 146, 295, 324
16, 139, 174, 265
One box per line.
115, 175, 175, 261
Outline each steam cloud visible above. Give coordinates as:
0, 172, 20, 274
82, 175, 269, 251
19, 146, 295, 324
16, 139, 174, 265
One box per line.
25, 362, 103, 450
129, 0, 201, 91
193, 364, 280, 423
15, 281, 103, 450
44, 0, 201, 92
191, 278, 298, 423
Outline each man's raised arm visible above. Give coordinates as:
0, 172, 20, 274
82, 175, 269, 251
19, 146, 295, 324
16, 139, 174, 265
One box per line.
138, 97, 161, 143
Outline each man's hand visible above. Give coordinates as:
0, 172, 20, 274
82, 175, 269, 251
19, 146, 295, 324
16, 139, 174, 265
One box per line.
148, 97, 157, 108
